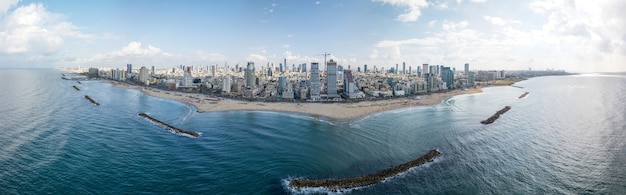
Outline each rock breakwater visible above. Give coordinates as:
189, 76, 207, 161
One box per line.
84, 95, 100, 106
73, 85, 80, 91
138, 113, 200, 137
288, 149, 441, 190
519, 92, 529, 99
480, 106, 511, 124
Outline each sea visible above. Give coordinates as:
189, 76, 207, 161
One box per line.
0, 69, 625, 194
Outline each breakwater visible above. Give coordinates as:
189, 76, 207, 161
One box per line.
138, 113, 200, 137
73, 85, 80, 91
84, 95, 100, 106
480, 106, 511, 124
288, 149, 441, 190
519, 92, 529, 99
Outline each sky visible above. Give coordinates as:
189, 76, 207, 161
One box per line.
0, 0, 624, 72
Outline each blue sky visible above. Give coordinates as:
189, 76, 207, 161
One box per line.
0, 0, 624, 72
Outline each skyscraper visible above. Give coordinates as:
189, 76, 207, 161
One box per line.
151, 66, 155, 75
127, 64, 132, 75
441, 66, 454, 89
364, 64, 368, 73
396, 64, 399, 74
403, 62, 406, 74
423, 64, 429, 75
222, 75, 231, 93
326, 59, 338, 97
309, 62, 321, 100
138, 66, 149, 85
245, 62, 255, 87
464, 63, 469, 75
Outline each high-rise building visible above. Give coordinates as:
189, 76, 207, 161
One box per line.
468, 72, 475, 87
326, 59, 338, 97
222, 75, 231, 93
278, 76, 287, 94
441, 66, 454, 89
245, 62, 255, 87
181, 67, 193, 87
211, 65, 216, 77
151, 66, 155, 75
403, 62, 406, 74
309, 62, 321, 100
284, 58, 287, 72
279, 63, 283, 73
301, 63, 307, 73
396, 64, 399, 74
364, 64, 368, 73
127, 64, 132, 75
138, 66, 150, 85
423, 64, 429, 75
464, 63, 469, 75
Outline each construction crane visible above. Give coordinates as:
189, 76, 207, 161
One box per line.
315, 52, 331, 71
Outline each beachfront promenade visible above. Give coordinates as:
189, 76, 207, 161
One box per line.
106, 80, 482, 120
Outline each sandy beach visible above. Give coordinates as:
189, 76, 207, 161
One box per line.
105, 80, 482, 120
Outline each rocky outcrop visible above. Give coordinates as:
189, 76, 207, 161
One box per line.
73, 85, 80, 91
138, 113, 200, 137
289, 149, 441, 190
480, 106, 511, 124
518, 92, 529, 99
84, 95, 99, 106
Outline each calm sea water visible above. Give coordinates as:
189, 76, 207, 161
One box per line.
0, 70, 625, 194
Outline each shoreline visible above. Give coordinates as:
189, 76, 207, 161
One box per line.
104, 80, 483, 120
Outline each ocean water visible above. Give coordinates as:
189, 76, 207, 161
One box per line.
0, 69, 625, 194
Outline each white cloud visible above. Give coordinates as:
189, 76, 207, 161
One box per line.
315, 1, 320, 5
369, 49, 379, 59
111, 42, 161, 57
282, 44, 291, 48
431, 1, 448, 9
457, 0, 487, 4
0, 0, 20, 13
247, 53, 267, 62
373, 0, 429, 22
483, 16, 521, 26
0, 3, 92, 55
441, 20, 469, 31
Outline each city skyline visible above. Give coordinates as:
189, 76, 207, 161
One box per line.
0, 0, 624, 72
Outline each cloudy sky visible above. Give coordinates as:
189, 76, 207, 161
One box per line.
0, 0, 624, 72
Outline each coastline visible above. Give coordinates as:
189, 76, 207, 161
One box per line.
104, 80, 482, 120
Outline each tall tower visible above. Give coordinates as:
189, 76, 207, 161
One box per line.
441, 66, 454, 89
245, 62, 255, 87
464, 63, 469, 75
309, 62, 321, 100
396, 64, 399, 74
326, 59, 338, 97
364, 64, 368, 73
403, 62, 406, 74
127, 64, 132, 74
423, 64, 429, 75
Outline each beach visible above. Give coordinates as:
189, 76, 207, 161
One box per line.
106, 80, 482, 120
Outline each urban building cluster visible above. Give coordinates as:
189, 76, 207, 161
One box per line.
91, 60, 495, 102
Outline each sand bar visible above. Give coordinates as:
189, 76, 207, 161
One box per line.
105, 80, 482, 120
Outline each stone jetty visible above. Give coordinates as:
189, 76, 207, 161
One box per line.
518, 92, 529, 99
84, 95, 100, 106
73, 85, 80, 91
289, 149, 441, 190
480, 106, 511, 124
138, 113, 200, 137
